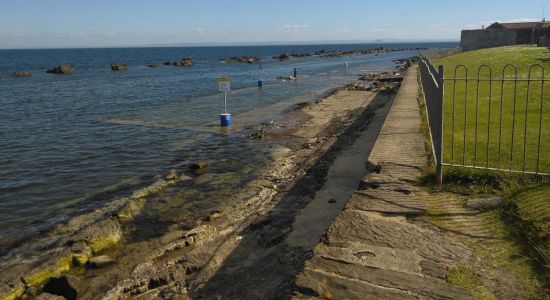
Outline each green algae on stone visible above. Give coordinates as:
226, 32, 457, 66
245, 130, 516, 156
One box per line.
0, 286, 25, 300
88, 234, 122, 254
22, 254, 73, 291
72, 253, 89, 267
73, 217, 123, 254
116, 197, 146, 223
70, 241, 92, 267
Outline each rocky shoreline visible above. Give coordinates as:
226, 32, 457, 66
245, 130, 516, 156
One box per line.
0, 60, 413, 299
3, 48, 418, 79
273, 47, 426, 60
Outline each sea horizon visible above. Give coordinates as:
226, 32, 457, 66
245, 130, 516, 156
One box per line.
0, 40, 459, 51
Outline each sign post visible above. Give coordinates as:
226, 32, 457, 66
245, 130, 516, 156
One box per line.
218, 76, 232, 126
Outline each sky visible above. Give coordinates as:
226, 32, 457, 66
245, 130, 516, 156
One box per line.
0, 0, 548, 49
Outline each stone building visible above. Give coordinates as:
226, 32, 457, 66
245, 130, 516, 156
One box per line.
460, 21, 550, 51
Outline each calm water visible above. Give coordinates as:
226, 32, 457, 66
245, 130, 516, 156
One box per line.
0, 42, 457, 253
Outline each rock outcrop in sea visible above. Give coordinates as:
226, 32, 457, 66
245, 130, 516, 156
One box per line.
173, 57, 193, 67
13, 71, 32, 77
111, 62, 128, 71
220, 56, 260, 63
46, 65, 75, 74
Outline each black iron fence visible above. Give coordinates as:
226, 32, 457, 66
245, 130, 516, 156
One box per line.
418, 56, 549, 183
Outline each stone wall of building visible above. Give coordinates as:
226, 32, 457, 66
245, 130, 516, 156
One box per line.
460, 29, 517, 51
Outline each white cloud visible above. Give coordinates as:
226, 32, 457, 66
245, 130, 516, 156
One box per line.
194, 28, 208, 36
280, 24, 311, 35
369, 28, 401, 34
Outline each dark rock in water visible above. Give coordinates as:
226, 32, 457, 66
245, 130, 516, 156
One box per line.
0, 74, 3, 79
115, 197, 146, 223
163, 61, 171, 66
249, 128, 265, 140
147, 63, 161, 68
13, 71, 32, 77
88, 255, 116, 268
189, 161, 209, 175
47, 65, 74, 74
43, 275, 81, 300
111, 62, 128, 71
166, 169, 181, 180
35, 293, 65, 300
172, 56, 194, 67
173, 60, 193, 67
220, 56, 260, 63
276, 53, 290, 60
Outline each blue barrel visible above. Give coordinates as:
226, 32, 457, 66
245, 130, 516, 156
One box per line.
220, 113, 232, 127
258, 79, 264, 87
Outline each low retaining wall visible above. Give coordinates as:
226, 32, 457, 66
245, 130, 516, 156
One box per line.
460, 29, 516, 51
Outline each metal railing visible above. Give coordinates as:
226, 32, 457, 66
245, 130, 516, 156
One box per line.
418, 56, 549, 183
418, 56, 444, 183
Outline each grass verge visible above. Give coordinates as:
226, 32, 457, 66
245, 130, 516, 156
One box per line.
433, 46, 550, 174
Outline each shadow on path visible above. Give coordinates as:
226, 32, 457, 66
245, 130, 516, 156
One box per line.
191, 92, 395, 299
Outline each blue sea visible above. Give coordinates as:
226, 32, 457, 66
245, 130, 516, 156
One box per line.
0, 42, 457, 253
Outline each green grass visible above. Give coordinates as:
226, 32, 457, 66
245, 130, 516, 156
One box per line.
446, 265, 495, 300
512, 186, 550, 270
433, 46, 550, 174
421, 192, 548, 299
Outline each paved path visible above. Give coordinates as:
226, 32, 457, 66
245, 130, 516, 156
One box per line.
294, 67, 474, 299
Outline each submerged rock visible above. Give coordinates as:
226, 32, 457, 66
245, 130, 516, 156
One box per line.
147, 63, 161, 68
13, 71, 32, 77
111, 62, 128, 71
88, 255, 116, 268
166, 169, 180, 180
46, 65, 74, 74
116, 197, 146, 223
249, 128, 265, 140
189, 161, 209, 175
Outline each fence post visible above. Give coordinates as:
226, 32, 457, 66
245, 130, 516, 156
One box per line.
435, 65, 445, 185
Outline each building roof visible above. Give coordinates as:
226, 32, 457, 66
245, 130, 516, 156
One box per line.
487, 22, 550, 30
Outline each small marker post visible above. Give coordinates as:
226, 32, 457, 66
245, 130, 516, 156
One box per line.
218, 76, 232, 127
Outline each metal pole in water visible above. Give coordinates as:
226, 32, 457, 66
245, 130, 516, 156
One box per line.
218, 76, 232, 126
224, 92, 227, 114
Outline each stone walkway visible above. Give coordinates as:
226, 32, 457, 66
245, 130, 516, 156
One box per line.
293, 67, 474, 299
